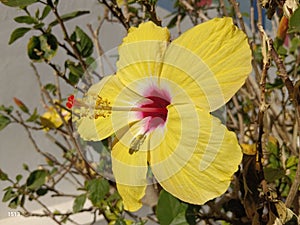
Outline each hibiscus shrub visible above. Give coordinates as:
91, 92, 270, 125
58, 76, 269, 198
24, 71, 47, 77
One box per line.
0, 0, 300, 225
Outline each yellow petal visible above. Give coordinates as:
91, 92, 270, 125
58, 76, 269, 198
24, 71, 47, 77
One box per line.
116, 0, 124, 7
112, 119, 149, 186
116, 184, 147, 212
122, 21, 170, 43
117, 21, 170, 87
241, 143, 257, 155
76, 75, 142, 141
41, 107, 70, 130
150, 105, 242, 204
111, 120, 149, 211
161, 17, 252, 111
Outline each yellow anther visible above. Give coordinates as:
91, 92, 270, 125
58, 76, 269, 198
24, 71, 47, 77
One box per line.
129, 133, 147, 154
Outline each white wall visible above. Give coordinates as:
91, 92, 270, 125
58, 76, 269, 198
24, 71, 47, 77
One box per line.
0, 1, 173, 224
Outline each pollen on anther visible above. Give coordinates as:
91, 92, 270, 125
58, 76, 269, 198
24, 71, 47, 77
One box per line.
93, 95, 112, 119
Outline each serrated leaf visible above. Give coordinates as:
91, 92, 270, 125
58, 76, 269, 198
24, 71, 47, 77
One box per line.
14, 16, 37, 24
0, 114, 11, 131
73, 194, 86, 213
156, 190, 189, 225
86, 178, 109, 207
48, 10, 89, 27
70, 26, 93, 58
9, 27, 31, 45
26, 169, 48, 190
0, 0, 37, 7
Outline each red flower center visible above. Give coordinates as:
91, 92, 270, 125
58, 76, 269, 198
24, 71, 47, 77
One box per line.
139, 89, 171, 131
141, 96, 169, 121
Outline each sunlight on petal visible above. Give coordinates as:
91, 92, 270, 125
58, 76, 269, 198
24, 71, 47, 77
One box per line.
152, 109, 242, 204
76, 75, 143, 141
161, 17, 252, 111
117, 21, 170, 86
116, 184, 147, 212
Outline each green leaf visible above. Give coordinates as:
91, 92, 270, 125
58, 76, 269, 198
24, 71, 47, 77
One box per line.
70, 26, 93, 58
0, 0, 37, 7
85, 56, 96, 70
2, 188, 16, 202
73, 194, 87, 213
27, 34, 58, 61
26, 169, 48, 190
286, 156, 298, 169
20, 194, 25, 207
9, 27, 31, 45
290, 37, 300, 54
266, 78, 284, 90
40, 5, 51, 20
39, 33, 58, 60
156, 190, 189, 225
0, 105, 13, 114
0, 114, 11, 131
48, 10, 89, 27
8, 197, 19, 209
14, 16, 37, 24
86, 178, 109, 207
16, 174, 23, 182
288, 7, 300, 33
36, 187, 48, 196
26, 108, 39, 122
115, 219, 127, 225
35, 8, 40, 18
264, 167, 286, 182
167, 13, 186, 29
33, 23, 45, 29
65, 60, 84, 85
0, 169, 9, 181
23, 163, 29, 171
44, 83, 57, 96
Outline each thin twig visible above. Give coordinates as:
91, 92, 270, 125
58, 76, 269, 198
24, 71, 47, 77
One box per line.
219, 0, 228, 17
98, 0, 130, 29
256, 23, 271, 194
228, 0, 246, 33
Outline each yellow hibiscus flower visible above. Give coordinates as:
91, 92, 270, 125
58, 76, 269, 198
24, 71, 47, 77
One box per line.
76, 18, 252, 211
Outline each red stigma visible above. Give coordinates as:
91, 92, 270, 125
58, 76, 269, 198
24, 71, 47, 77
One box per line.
66, 95, 75, 109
